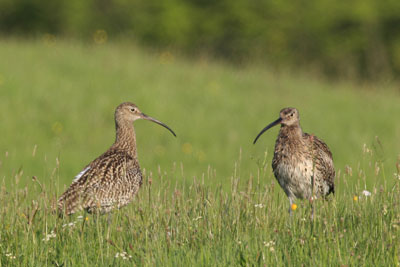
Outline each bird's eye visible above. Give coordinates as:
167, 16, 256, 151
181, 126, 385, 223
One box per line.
130, 108, 136, 112
290, 113, 293, 117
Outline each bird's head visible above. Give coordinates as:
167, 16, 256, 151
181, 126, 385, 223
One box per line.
115, 102, 176, 137
279, 107, 299, 126
253, 107, 299, 144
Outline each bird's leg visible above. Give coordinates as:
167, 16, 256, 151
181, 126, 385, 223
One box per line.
311, 201, 314, 221
310, 182, 315, 221
107, 213, 113, 225
308, 192, 315, 221
288, 197, 293, 216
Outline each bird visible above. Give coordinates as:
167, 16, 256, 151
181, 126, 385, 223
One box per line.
253, 107, 335, 215
58, 102, 176, 215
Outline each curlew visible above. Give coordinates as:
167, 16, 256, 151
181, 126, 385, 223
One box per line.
253, 107, 335, 214
58, 102, 176, 215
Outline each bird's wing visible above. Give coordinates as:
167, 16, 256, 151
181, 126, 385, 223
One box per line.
79, 151, 139, 213
58, 150, 135, 215
57, 163, 95, 214
305, 133, 335, 194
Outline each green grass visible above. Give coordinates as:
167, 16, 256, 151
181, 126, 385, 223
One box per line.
1, 152, 399, 266
0, 38, 399, 265
0, 38, 399, 189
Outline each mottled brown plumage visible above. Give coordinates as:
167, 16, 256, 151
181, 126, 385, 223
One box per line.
254, 107, 335, 213
58, 102, 176, 215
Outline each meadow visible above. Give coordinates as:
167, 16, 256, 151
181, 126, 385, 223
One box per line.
0, 38, 399, 265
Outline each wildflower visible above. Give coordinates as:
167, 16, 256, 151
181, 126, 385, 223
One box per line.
291, 204, 297, 211
42, 230, 56, 242
353, 196, 358, 201
115, 251, 132, 260
93, 29, 108, 44
5, 253, 16, 259
263, 241, 275, 247
62, 221, 77, 228
182, 143, 192, 155
85, 217, 89, 221
254, 204, 264, 208
383, 205, 388, 216
362, 190, 371, 197
263, 241, 276, 252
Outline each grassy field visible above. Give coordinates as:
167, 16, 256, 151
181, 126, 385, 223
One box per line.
1, 153, 399, 266
0, 38, 399, 265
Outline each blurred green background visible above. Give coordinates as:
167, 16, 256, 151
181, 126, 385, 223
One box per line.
0, 1, 399, 191
1, 0, 400, 79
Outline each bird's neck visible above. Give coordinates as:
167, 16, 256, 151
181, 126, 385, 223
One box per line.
280, 123, 303, 139
114, 121, 138, 159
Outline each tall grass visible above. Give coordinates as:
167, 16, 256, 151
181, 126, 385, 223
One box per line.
0, 146, 399, 266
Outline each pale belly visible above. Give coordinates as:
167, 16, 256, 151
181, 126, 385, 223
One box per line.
273, 160, 314, 200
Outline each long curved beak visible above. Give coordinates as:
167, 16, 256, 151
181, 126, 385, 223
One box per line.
253, 118, 282, 144
141, 113, 177, 137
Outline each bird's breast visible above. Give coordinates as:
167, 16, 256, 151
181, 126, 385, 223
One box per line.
272, 140, 314, 199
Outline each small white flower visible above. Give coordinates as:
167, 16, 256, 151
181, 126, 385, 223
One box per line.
115, 251, 131, 260
254, 204, 264, 208
383, 205, 388, 216
42, 230, 56, 242
5, 253, 16, 259
263, 240, 275, 247
77, 216, 84, 220
62, 221, 77, 229
362, 190, 371, 197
